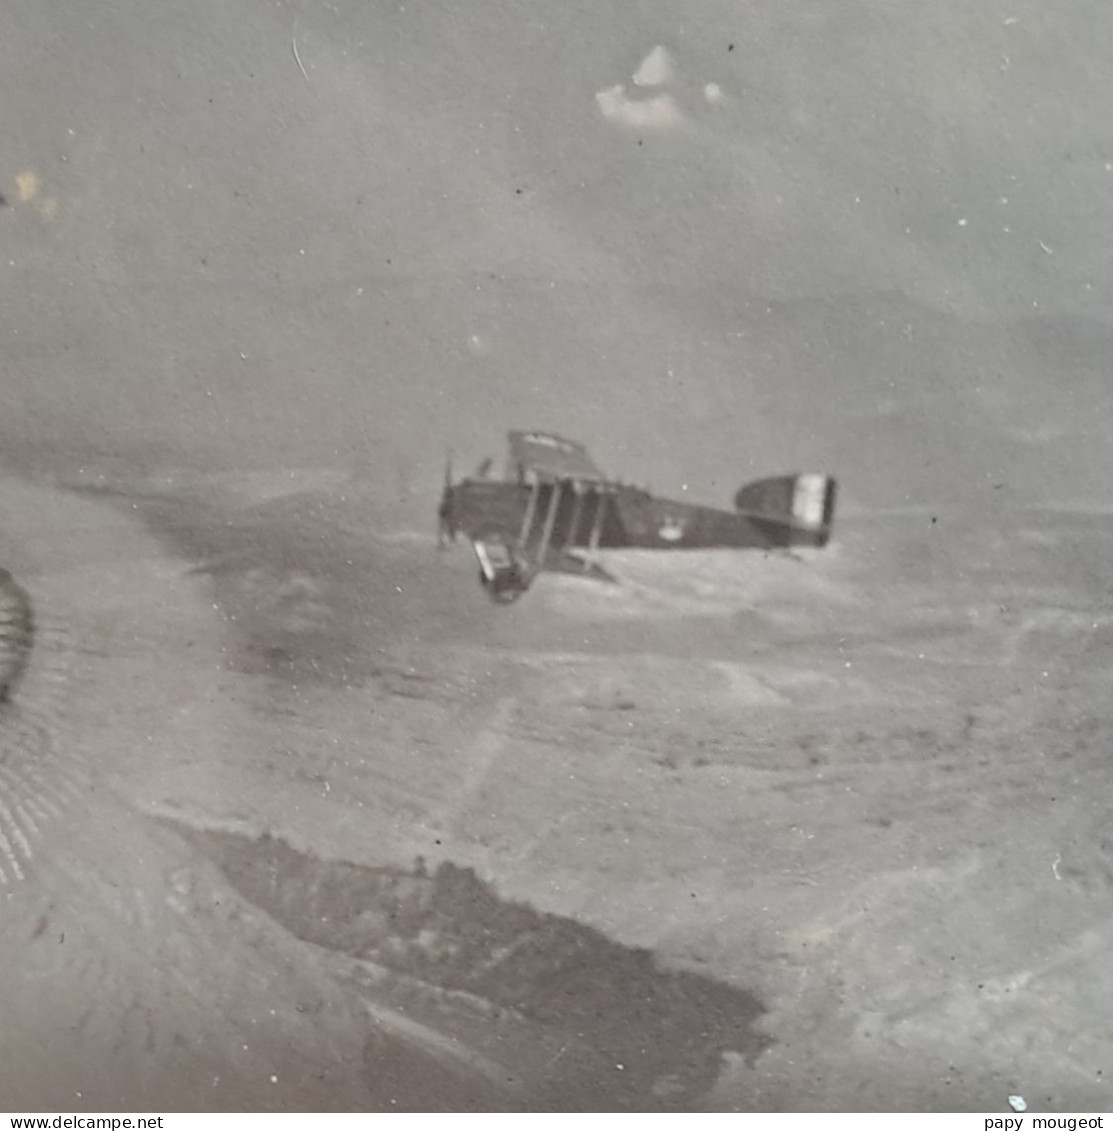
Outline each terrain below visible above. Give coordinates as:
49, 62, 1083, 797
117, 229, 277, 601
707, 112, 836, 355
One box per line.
2, 469, 1111, 1111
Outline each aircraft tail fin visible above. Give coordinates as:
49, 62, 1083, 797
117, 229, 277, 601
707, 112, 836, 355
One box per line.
734, 473, 838, 546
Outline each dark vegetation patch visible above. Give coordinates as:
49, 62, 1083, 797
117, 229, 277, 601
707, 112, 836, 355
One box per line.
73, 485, 501, 690
168, 822, 770, 1110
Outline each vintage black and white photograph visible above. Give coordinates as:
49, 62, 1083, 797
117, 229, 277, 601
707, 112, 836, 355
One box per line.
2, 0, 1110, 1113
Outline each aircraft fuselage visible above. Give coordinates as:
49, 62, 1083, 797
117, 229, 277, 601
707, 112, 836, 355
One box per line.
445, 479, 832, 555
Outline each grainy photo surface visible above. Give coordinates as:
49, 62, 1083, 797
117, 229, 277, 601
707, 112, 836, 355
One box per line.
2, 0, 1111, 1113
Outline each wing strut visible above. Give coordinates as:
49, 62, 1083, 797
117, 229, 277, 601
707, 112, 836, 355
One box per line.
587, 488, 607, 554
518, 475, 541, 544
566, 482, 585, 548
535, 479, 563, 565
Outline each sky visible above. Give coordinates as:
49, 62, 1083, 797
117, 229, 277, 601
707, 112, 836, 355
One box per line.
3, 0, 1112, 514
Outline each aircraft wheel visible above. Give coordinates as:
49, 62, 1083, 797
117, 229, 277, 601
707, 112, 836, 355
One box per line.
485, 567, 527, 604
490, 585, 524, 605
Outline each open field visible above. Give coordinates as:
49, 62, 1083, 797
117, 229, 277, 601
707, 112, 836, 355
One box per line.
2, 471, 1111, 1110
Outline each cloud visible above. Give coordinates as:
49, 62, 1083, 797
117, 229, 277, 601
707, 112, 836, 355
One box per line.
632, 45, 674, 88
598, 44, 727, 131
1002, 424, 1067, 445
595, 84, 684, 130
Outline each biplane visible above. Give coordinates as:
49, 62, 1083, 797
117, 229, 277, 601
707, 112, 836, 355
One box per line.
438, 431, 837, 604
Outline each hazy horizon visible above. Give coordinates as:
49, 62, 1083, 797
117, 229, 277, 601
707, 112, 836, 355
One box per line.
4, 0, 1112, 512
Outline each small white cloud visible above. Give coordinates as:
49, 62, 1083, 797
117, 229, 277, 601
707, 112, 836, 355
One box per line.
632, 45, 674, 87
1004, 424, 1066, 445
704, 82, 724, 104
596, 84, 684, 130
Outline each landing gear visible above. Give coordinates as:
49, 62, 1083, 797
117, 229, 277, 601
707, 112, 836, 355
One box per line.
469, 477, 614, 604
473, 539, 531, 604
480, 566, 528, 604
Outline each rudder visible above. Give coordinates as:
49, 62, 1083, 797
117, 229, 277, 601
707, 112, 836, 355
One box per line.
734, 473, 838, 546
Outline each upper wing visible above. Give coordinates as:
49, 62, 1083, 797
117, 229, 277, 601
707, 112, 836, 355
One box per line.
506, 431, 607, 484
